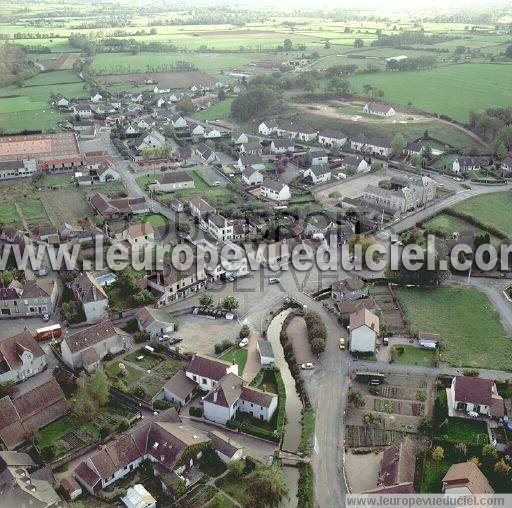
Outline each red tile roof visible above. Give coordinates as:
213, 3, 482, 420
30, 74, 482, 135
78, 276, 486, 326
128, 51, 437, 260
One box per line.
454, 376, 493, 406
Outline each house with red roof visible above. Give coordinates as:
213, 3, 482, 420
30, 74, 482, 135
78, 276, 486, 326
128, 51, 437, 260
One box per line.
448, 376, 504, 418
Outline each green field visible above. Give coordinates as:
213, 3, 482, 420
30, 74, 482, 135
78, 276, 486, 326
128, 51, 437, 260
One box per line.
451, 191, 512, 238
348, 63, 512, 122
392, 345, 436, 367
395, 285, 512, 370
193, 98, 234, 121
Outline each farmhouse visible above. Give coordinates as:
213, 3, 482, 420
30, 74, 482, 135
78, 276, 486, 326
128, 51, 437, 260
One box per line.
204, 126, 222, 139
74, 409, 210, 495
448, 376, 504, 418
232, 132, 249, 145
60, 321, 128, 372
237, 154, 265, 172
189, 196, 216, 219
349, 308, 380, 353
0, 278, 57, 319
152, 171, 195, 193
203, 372, 278, 425
363, 103, 395, 117
270, 139, 294, 154
0, 451, 61, 506
341, 154, 369, 173
147, 258, 207, 305
0, 376, 68, 450
303, 164, 332, 184
442, 462, 494, 495
135, 130, 166, 152
136, 306, 175, 338
318, 129, 348, 148
162, 370, 197, 406
0, 330, 46, 384
239, 141, 262, 155
351, 135, 392, 157
452, 156, 482, 173
185, 354, 238, 392
257, 340, 275, 365
196, 144, 217, 164
90, 193, 149, 219
71, 272, 109, 324
331, 276, 368, 302
260, 179, 291, 202
0, 160, 37, 180
258, 120, 279, 136
207, 431, 244, 464
242, 167, 264, 186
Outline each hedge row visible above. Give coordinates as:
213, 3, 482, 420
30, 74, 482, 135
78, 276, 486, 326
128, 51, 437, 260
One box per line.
303, 311, 327, 354
297, 464, 314, 508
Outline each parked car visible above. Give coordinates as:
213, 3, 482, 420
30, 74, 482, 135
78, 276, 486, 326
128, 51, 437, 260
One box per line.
301, 362, 315, 370
239, 338, 249, 347
339, 338, 345, 350
42, 314, 50, 322
268, 277, 280, 284
212, 181, 221, 186
169, 337, 182, 346
226, 275, 235, 282
383, 337, 389, 346
158, 334, 170, 342
467, 411, 479, 418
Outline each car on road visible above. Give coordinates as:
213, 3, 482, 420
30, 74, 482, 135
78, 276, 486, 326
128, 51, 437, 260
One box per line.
239, 338, 249, 347
301, 362, 315, 370
268, 277, 280, 284
212, 181, 221, 186
383, 337, 390, 346
339, 338, 345, 350
226, 275, 235, 282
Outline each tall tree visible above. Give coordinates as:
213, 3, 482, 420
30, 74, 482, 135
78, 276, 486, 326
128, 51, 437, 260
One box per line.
245, 465, 289, 508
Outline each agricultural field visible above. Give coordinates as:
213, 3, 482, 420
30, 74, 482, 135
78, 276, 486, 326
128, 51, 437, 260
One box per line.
0, 175, 125, 229
348, 63, 512, 122
395, 285, 512, 371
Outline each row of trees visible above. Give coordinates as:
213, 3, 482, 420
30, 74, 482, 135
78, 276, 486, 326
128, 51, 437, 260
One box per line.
304, 311, 327, 355
469, 106, 512, 156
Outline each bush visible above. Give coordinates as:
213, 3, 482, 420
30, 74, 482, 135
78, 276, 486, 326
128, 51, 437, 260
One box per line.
239, 324, 251, 339
214, 339, 232, 354
310, 337, 326, 355
154, 399, 177, 411
100, 426, 110, 440
189, 407, 203, 418
117, 418, 129, 432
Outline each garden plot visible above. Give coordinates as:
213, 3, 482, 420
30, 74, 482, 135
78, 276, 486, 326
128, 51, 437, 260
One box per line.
369, 285, 408, 334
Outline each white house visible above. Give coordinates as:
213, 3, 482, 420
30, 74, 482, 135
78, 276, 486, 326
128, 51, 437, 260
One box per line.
239, 141, 261, 155
122, 484, 156, 508
71, 272, 109, 324
257, 340, 275, 365
318, 129, 347, 148
0, 330, 47, 384
207, 213, 234, 242
232, 132, 249, 145
341, 155, 369, 173
124, 221, 155, 248
349, 309, 379, 353
296, 126, 318, 142
189, 196, 216, 219
135, 130, 166, 152
351, 136, 391, 157
208, 431, 244, 464
61, 321, 128, 372
185, 354, 238, 392
97, 165, 120, 183
452, 156, 481, 174
152, 170, 194, 193
163, 370, 197, 406
189, 122, 205, 136
448, 376, 504, 418
203, 373, 278, 425
90, 93, 103, 103
196, 144, 217, 164
137, 117, 153, 130
56, 97, 70, 108
260, 179, 291, 202
242, 167, 264, 186
270, 139, 294, 154
237, 154, 265, 173
204, 126, 222, 139
169, 115, 188, 129
73, 103, 93, 119
303, 164, 332, 184
363, 103, 395, 117
309, 149, 329, 166
258, 120, 278, 136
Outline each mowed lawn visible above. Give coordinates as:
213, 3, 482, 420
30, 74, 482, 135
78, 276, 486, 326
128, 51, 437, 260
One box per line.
348, 63, 512, 122
220, 348, 248, 375
193, 98, 234, 121
395, 285, 512, 371
451, 191, 512, 238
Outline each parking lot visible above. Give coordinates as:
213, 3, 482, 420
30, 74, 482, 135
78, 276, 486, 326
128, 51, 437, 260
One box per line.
172, 313, 241, 356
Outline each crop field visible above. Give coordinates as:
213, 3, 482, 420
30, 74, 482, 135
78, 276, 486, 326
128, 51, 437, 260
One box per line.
348, 63, 512, 122
96, 70, 215, 89
0, 175, 125, 229
395, 285, 512, 371
90, 51, 283, 76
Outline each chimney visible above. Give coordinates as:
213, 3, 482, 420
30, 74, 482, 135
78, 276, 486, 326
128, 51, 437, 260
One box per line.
213, 390, 218, 403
